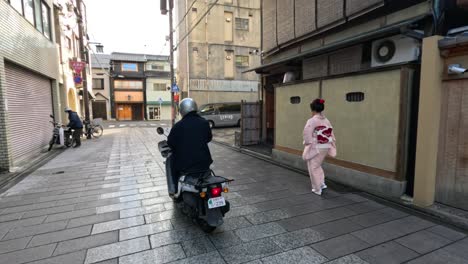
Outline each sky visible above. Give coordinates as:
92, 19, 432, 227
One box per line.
86, 0, 170, 55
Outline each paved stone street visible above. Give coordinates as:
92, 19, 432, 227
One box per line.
0, 127, 466, 264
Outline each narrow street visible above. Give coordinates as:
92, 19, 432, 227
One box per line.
0, 127, 466, 264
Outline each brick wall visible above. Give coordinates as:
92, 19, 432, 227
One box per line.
0, 0, 60, 171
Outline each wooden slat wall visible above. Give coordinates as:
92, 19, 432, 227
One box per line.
329, 45, 363, 75
277, 0, 295, 45
436, 79, 468, 210
346, 0, 383, 16
303, 55, 328, 79
295, 0, 316, 38
241, 102, 261, 145
262, 0, 385, 52
262, 0, 277, 52
317, 0, 344, 28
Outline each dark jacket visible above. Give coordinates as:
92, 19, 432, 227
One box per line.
167, 112, 213, 173
67, 111, 83, 129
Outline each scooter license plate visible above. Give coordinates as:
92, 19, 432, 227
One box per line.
208, 197, 226, 209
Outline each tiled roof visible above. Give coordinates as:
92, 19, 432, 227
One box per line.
111, 52, 169, 62
91, 53, 111, 68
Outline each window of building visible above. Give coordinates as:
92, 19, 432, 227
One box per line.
24, 0, 34, 24
153, 83, 167, 91
346, 92, 365, 102
235, 55, 249, 67
7, 0, 52, 39
290, 96, 301, 104
114, 80, 143, 89
148, 106, 161, 120
92, 78, 104, 89
34, 0, 42, 31
235, 18, 249, 31
41, 1, 50, 39
10, 0, 23, 14
122, 63, 138, 72
65, 36, 71, 49
148, 64, 164, 71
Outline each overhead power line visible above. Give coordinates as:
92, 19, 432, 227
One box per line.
173, 0, 220, 50
173, 0, 199, 32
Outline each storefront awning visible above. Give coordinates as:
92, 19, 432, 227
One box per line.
78, 89, 96, 99
244, 15, 428, 74
147, 101, 172, 106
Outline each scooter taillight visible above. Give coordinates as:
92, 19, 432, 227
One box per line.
210, 187, 222, 197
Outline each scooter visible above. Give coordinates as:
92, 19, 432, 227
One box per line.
48, 115, 74, 151
156, 127, 232, 233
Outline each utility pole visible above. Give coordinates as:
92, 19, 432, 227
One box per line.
161, 0, 176, 126
169, 0, 175, 126
76, 0, 91, 138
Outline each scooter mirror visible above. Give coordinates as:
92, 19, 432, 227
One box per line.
156, 127, 164, 135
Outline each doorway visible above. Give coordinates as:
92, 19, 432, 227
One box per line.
117, 104, 132, 121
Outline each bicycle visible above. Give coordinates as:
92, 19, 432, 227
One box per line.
82, 119, 104, 139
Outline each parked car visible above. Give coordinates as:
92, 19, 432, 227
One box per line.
198, 103, 241, 128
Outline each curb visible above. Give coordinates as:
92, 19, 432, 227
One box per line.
212, 140, 468, 233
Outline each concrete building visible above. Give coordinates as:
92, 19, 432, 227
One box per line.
91, 53, 111, 120
248, 0, 468, 200
0, 0, 61, 171
144, 55, 171, 121
176, 0, 261, 105
53, 0, 92, 121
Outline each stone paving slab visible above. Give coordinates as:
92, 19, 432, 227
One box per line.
0, 127, 466, 264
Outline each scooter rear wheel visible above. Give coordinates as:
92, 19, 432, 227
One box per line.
197, 219, 216, 233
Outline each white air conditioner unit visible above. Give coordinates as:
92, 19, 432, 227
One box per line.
371, 35, 420, 68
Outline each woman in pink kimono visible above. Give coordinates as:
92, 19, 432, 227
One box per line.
302, 99, 336, 196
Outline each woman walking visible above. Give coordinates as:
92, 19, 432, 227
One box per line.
302, 99, 336, 196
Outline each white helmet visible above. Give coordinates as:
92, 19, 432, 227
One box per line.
179, 98, 198, 117
64, 107, 72, 112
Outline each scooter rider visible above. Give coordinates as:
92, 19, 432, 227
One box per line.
64, 107, 83, 148
167, 98, 213, 184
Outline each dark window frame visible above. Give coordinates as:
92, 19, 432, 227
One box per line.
92, 78, 105, 89
290, 96, 301, 104
153, 83, 166, 91
346, 92, 365, 102
235, 17, 249, 31
5, 0, 51, 40
121, 63, 139, 72
235, 55, 249, 67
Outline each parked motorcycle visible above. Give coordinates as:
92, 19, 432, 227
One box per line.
48, 115, 74, 151
156, 127, 232, 233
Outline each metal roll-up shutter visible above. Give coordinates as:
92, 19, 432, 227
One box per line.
5, 63, 53, 165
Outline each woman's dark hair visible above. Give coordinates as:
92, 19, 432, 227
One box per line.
310, 98, 325, 112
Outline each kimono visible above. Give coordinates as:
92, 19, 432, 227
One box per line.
302, 114, 336, 192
